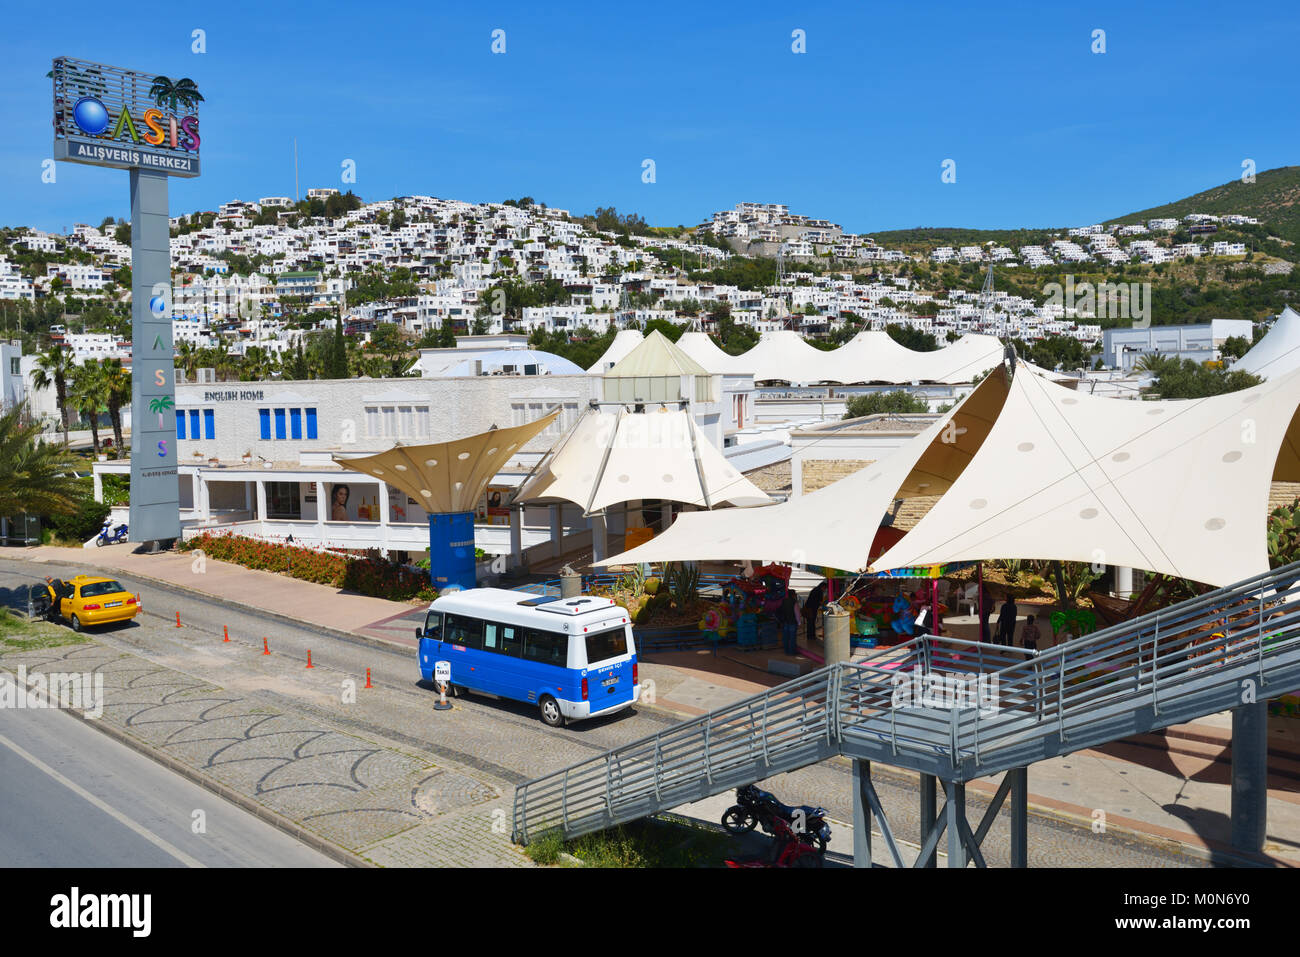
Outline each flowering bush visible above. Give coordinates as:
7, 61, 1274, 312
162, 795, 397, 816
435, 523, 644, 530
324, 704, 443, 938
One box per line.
180, 532, 433, 601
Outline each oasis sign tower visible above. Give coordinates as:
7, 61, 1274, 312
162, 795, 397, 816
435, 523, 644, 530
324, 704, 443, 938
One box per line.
52, 57, 202, 546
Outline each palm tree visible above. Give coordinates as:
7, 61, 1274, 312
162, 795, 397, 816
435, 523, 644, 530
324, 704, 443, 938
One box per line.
173, 78, 204, 110
31, 345, 74, 445
148, 395, 174, 429
70, 361, 108, 454
149, 76, 204, 112
175, 340, 198, 382
102, 358, 131, 451
148, 76, 177, 110
0, 403, 85, 518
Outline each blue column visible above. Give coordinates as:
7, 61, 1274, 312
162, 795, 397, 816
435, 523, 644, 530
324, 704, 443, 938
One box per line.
427, 511, 477, 592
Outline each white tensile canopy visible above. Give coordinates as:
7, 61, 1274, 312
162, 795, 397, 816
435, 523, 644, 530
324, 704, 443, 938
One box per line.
599, 358, 1300, 587
871, 363, 1300, 587
333, 409, 560, 514
1234, 306, 1300, 379
675, 331, 753, 375
516, 406, 771, 514
586, 329, 644, 373
596, 367, 1011, 568
741, 330, 839, 383
690, 328, 1006, 385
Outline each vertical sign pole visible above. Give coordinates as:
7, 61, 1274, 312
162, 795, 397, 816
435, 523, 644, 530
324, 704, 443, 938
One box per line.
129, 168, 180, 548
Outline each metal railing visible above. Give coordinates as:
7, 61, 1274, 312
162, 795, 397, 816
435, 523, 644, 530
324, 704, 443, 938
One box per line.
512, 560, 1300, 845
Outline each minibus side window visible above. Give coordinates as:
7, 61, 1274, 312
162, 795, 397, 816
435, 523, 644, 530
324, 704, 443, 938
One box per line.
424, 611, 442, 640
501, 624, 524, 657
522, 628, 567, 667
445, 614, 482, 651
483, 622, 501, 653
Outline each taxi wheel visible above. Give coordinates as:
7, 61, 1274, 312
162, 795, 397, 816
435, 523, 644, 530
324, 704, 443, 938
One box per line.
539, 695, 565, 728
70, 614, 83, 632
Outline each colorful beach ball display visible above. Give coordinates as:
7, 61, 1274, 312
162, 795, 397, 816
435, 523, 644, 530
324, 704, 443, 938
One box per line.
72, 96, 111, 135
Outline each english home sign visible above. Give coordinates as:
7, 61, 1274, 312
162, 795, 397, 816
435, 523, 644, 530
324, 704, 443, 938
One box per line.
52, 56, 204, 546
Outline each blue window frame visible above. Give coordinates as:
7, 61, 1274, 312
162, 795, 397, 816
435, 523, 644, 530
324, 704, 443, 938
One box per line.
204, 409, 215, 440
259, 409, 271, 440
175, 410, 186, 439
189, 410, 200, 440
290, 408, 302, 440
306, 408, 318, 440
274, 408, 286, 440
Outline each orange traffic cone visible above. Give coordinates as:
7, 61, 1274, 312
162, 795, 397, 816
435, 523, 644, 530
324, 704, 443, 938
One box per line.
262, 637, 270, 656
365, 667, 372, 689
306, 650, 314, 669
175, 611, 182, 628
222, 625, 230, 642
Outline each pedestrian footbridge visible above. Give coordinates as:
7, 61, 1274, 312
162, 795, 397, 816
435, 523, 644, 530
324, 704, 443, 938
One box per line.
512, 561, 1300, 866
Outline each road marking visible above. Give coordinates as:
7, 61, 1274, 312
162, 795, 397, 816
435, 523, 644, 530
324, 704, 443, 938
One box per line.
0, 730, 206, 868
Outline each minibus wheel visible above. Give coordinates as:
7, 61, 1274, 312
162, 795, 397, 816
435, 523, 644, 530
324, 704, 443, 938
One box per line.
539, 695, 565, 727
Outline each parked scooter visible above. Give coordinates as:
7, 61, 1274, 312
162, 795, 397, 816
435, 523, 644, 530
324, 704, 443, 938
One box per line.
96, 520, 129, 546
722, 784, 832, 853
724, 812, 825, 868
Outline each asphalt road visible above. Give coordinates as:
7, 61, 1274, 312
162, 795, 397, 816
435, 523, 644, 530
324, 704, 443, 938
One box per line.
0, 689, 339, 868
0, 553, 1204, 867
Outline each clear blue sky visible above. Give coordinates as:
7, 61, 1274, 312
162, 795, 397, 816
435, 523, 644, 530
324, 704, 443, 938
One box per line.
2, 0, 1297, 235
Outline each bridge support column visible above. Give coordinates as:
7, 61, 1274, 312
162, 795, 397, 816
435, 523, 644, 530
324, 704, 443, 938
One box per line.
918, 773, 937, 868
853, 759, 872, 868
944, 780, 966, 868
1009, 767, 1028, 868
1230, 700, 1269, 854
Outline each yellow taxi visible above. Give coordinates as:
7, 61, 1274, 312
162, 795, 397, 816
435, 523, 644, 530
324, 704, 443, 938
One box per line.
40, 575, 142, 631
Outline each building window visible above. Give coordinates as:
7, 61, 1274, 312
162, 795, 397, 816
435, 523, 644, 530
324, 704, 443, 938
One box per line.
204, 409, 215, 439
306, 407, 318, 439
274, 408, 286, 440
176, 409, 186, 439
259, 408, 271, 440
189, 409, 200, 440
290, 408, 302, 440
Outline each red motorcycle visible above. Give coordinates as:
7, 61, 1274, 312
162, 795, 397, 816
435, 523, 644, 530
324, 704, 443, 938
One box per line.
724, 814, 825, 868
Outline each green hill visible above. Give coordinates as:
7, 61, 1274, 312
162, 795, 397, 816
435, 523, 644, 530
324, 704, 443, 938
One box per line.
1105, 165, 1300, 244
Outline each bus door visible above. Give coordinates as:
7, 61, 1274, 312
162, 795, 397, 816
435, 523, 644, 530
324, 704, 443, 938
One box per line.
583, 625, 636, 708
418, 610, 442, 681
442, 613, 485, 690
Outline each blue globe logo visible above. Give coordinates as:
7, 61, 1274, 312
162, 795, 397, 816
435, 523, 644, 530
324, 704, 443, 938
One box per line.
72, 96, 110, 136
149, 295, 167, 316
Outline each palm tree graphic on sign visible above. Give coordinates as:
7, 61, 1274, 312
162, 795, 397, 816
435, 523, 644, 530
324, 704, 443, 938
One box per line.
149, 77, 204, 112
148, 395, 174, 429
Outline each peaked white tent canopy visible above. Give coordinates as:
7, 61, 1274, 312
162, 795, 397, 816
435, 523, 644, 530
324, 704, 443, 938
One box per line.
871, 363, 1300, 587
587, 329, 644, 373
676, 331, 753, 375
1234, 306, 1300, 379
699, 328, 1006, 385
596, 367, 1011, 568
602, 330, 719, 402
516, 406, 771, 514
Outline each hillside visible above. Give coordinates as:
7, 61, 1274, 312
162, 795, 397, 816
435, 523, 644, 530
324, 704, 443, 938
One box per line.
1106, 165, 1300, 244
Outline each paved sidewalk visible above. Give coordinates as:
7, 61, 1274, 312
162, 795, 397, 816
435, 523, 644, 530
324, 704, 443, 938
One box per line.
14, 544, 1300, 865
0, 635, 532, 868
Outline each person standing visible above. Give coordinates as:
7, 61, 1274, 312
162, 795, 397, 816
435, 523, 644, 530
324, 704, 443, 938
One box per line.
779, 589, 800, 656
803, 580, 827, 644
1021, 614, 1041, 652
996, 594, 1019, 646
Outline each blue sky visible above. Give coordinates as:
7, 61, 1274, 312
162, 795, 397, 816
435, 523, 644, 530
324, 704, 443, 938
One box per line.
3, 0, 1297, 235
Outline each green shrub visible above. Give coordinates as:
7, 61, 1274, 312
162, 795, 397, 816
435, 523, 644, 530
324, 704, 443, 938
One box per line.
46, 495, 110, 544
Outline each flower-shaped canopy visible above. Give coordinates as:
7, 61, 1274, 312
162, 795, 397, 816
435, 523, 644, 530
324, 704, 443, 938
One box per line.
333, 409, 559, 514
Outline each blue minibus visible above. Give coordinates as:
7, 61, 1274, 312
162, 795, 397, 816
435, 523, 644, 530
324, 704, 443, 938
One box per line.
416, 588, 640, 726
